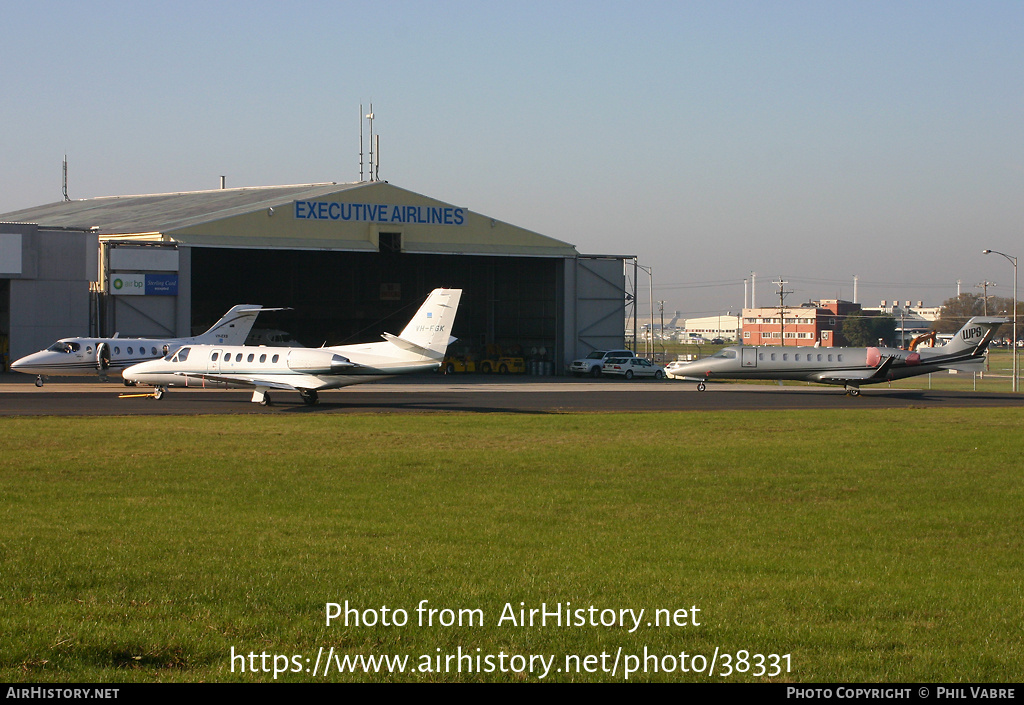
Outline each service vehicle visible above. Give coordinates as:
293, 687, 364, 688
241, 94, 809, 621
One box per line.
569, 349, 635, 377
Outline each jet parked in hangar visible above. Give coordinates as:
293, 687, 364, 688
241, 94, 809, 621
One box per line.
665, 316, 1006, 395
121, 288, 462, 405
11, 305, 272, 386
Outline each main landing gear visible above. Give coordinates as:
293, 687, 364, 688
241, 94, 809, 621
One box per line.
844, 385, 861, 397
299, 389, 319, 406
35, 375, 44, 387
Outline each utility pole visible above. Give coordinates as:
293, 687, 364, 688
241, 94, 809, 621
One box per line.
658, 300, 665, 356
773, 277, 793, 345
976, 281, 996, 315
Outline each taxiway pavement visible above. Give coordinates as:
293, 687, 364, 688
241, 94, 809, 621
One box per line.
2, 373, 1022, 416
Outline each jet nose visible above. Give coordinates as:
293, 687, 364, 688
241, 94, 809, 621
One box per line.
121, 360, 155, 384
10, 353, 38, 373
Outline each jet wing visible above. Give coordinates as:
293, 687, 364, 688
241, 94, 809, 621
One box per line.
812, 356, 897, 383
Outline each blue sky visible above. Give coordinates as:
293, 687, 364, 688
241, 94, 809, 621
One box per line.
3, 1, 1022, 317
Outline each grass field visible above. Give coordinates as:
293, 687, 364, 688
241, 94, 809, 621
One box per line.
1, 409, 1022, 682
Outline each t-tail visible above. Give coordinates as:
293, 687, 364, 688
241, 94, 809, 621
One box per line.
192, 305, 266, 346
382, 288, 463, 359
936, 316, 1006, 358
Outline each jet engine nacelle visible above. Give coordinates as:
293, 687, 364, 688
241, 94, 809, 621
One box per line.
286, 349, 352, 374
866, 347, 920, 367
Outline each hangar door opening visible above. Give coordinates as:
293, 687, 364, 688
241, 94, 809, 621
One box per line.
190, 247, 563, 367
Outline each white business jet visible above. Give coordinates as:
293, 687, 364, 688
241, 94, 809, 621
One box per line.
121, 288, 462, 405
11, 305, 270, 386
665, 316, 1006, 395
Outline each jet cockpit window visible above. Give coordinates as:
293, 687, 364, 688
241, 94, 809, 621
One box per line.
47, 341, 81, 353
711, 350, 737, 359
173, 347, 191, 362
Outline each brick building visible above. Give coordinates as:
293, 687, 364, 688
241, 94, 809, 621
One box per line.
741, 300, 861, 347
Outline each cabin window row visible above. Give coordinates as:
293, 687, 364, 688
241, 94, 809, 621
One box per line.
759, 352, 843, 363
210, 352, 280, 364
116, 346, 162, 356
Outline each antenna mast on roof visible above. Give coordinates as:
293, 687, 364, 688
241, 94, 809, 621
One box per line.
359, 104, 380, 182
62, 155, 70, 201
367, 104, 374, 182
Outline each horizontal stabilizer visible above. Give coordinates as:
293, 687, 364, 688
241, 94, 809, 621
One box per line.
381, 332, 440, 358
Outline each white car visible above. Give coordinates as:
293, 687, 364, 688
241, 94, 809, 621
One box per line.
601, 357, 665, 380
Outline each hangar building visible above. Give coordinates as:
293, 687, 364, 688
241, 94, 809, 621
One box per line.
1, 182, 629, 372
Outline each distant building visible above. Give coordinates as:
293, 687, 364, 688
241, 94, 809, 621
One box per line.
862, 300, 940, 346
682, 314, 740, 342
741, 300, 861, 347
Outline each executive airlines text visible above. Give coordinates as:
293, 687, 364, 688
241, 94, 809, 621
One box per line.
295, 201, 466, 225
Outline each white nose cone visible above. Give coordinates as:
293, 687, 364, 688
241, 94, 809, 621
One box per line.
10, 351, 48, 375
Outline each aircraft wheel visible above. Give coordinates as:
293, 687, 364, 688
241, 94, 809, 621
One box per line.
35, 376, 44, 387
153, 387, 165, 400
697, 381, 706, 392
849, 388, 860, 397
123, 379, 136, 387
260, 393, 272, 406
300, 390, 319, 406
624, 370, 634, 380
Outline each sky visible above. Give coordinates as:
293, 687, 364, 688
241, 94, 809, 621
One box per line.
2, 1, 1022, 319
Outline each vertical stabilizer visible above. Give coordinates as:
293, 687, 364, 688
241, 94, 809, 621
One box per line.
192, 305, 265, 345
386, 288, 463, 357
937, 316, 1006, 357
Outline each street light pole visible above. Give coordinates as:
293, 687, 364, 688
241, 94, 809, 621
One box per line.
983, 249, 1018, 392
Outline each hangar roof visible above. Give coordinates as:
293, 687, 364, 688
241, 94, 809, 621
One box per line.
0, 181, 578, 257
0, 183, 360, 234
